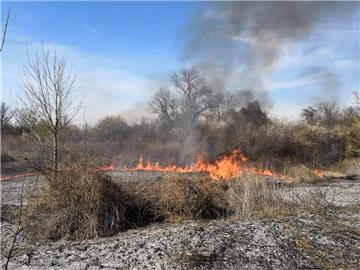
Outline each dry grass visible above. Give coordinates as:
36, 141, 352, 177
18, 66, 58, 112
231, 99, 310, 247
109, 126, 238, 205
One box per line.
226, 173, 286, 219
281, 165, 322, 182
25, 165, 290, 240
157, 173, 287, 221
337, 158, 360, 176
157, 176, 228, 221
27, 163, 157, 240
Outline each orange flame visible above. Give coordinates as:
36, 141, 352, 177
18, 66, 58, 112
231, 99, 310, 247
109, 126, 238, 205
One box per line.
123, 148, 281, 180
0, 172, 38, 181
313, 169, 324, 178
97, 164, 115, 171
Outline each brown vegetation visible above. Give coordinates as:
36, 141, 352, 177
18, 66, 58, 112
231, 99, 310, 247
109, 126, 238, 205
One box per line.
157, 176, 227, 220
226, 173, 286, 219
27, 162, 157, 240
22, 161, 289, 241
2, 66, 359, 242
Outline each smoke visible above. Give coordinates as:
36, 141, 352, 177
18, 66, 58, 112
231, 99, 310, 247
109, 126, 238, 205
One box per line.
301, 66, 342, 102
180, 2, 357, 100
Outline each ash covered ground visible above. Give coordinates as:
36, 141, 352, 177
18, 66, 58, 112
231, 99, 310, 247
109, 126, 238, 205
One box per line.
1, 172, 360, 270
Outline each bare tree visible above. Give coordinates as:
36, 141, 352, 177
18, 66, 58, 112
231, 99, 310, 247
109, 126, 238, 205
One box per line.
302, 102, 340, 127
150, 87, 178, 124
301, 106, 318, 125
354, 91, 360, 111
0, 7, 11, 53
20, 46, 80, 171
151, 68, 219, 136
316, 102, 340, 127
206, 92, 235, 122
1, 102, 15, 131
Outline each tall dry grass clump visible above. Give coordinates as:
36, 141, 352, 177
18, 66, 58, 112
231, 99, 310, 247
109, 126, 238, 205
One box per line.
158, 176, 227, 221
337, 158, 360, 176
28, 162, 152, 240
226, 173, 285, 219
281, 165, 322, 182
157, 174, 286, 221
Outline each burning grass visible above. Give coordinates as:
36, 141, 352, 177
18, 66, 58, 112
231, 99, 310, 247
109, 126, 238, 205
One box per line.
24, 164, 290, 240
281, 165, 323, 183
123, 148, 291, 180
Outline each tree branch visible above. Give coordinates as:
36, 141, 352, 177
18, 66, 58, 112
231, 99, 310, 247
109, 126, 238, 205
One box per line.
0, 7, 11, 53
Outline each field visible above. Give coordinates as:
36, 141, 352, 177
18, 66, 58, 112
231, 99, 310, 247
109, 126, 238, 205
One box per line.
1, 2, 360, 269
1, 172, 360, 269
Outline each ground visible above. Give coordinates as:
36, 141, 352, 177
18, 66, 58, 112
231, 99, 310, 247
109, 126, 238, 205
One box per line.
1, 174, 360, 270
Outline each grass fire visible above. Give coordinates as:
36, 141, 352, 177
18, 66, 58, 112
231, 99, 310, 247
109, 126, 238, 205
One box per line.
1, 1, 359, 270
123, 149, 282, 180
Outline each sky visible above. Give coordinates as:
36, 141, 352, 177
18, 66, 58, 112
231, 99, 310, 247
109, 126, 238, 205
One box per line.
1, 1, 359, 125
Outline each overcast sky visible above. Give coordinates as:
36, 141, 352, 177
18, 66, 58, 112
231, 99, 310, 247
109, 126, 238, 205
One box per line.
2, 2, 359, 125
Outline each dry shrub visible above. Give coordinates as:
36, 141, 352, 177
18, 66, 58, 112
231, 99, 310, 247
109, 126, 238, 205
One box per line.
282, 165, 322, 182
122, 178, 163, 223
158, 176, 227, 221
28, 163, 156, 240
226, 173, 285, 219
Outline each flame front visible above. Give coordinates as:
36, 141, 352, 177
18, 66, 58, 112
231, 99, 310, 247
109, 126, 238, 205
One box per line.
97, 164, 115, 171
123, 148, 279, 180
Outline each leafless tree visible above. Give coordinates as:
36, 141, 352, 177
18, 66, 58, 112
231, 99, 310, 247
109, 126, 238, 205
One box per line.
150, 87, 178, 124
301, 106, 318, 125
206, 92, 235, 122
151, 68, 219, 136
316, 102, 340, 127
302, 102, 340, 127
1, 102, 15, 130
0, 7, 11, 53
20, 46, 81, 171
354, 91, 360, 111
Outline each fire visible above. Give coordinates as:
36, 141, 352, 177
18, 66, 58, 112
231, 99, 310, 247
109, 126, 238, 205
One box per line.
313, 169, 324, 178
0, 172, 37, 181
123, 148, 278, 180
97, 164, 115, 171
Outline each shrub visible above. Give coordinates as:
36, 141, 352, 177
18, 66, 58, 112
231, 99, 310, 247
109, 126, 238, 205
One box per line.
158, 176, 227, 221
27, 162, 156, 240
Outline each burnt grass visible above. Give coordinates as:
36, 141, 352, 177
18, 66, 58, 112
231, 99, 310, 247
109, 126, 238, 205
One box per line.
1, 172, 360, 270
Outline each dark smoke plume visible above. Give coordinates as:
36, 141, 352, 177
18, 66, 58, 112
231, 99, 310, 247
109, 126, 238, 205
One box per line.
180, 2, 357, 102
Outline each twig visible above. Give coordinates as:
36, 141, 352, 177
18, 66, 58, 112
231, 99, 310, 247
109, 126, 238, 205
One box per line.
0, 7, 11, 53
4, 177, 25, 270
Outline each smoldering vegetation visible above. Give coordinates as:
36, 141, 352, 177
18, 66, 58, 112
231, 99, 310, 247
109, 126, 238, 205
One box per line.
2, 67, 360, 174
1, 4, 359, 268
1, 166, 289, 241
1, 74, 360, 243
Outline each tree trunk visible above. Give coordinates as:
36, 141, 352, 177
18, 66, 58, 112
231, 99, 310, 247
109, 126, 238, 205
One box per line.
53, 130, 58, 171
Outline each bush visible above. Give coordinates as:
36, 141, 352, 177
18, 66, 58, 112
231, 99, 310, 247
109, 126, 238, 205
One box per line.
28, 163, 157, 240
226, 173, 285, 219
158, 176, 228, 220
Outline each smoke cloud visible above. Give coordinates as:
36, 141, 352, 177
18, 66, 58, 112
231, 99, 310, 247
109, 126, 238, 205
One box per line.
180, 2, 357, 102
